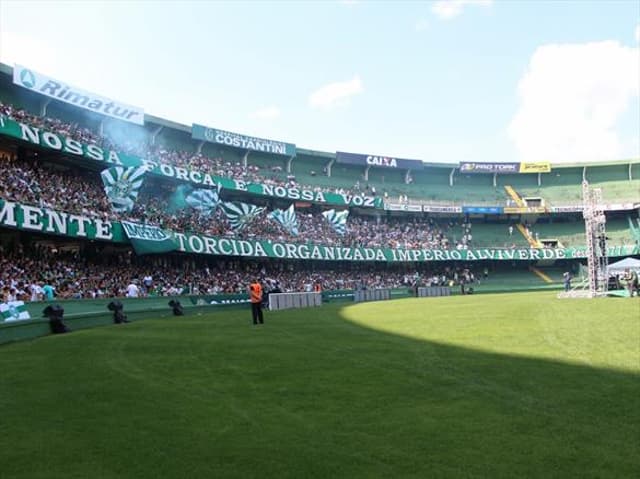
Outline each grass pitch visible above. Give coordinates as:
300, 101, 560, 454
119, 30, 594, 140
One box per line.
1, 291, 638, 478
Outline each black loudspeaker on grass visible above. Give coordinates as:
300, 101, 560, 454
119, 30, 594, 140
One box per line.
42, 304, 70, 334
168, 300, 184, 316
107, 301, 129, 324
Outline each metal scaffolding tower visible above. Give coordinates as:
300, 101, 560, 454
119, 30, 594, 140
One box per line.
558, 180, 608, 298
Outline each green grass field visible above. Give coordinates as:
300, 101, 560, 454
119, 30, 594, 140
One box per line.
1, 292, 639, 478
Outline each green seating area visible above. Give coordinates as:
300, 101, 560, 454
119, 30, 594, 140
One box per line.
533, 217, 635, 247
468, 223, 530, 248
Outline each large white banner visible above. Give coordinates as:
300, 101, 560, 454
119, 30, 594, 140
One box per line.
13, 64, 144, 125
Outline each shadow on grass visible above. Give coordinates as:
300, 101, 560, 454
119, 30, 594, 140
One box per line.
0, 299, 638, 479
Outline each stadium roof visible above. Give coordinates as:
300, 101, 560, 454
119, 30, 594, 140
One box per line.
0, 61, 637, 170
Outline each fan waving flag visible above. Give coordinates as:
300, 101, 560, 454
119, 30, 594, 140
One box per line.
101, 166, 147, 213
185, 187, 220, 214
269, 204, 299, 236
220, 202, 266, 231
322, 209, 349, 235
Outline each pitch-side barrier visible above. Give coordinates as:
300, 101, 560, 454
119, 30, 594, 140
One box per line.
417, 286, 451, 297
353, 289, 391, 303
268, 292, 322, 311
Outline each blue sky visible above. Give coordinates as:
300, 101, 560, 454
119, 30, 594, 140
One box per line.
0, 0, 638, 164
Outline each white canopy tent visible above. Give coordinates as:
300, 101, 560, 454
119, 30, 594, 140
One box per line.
607, 257, 640, 275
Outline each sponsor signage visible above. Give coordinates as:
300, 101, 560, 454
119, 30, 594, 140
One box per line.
462, 206, 504, 214
384, 203, 423, 212
422, 205, 463, 213
336, 151, 423, 169
459, 162, 520, 174
13, 64, 144, 125
550, 205, 583, 213
519, 162, 551, 173
0, 116, 379, 208
1, 200, 638, 262
503, 206, 548, 214
602, 203, 637, 211
459, 162, 552, 174
192, 124, 296, 157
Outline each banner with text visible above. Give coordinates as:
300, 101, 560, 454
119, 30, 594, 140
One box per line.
1, 202, 638, 263
172, 232, 639, 262
519, 162, 551, 173
459, 162, 520, 174
0, 199, 125, 242
463, 206, 504, 214
384, 203, 423, 212
460, 162, 552, 174
192, 124, 296, 157
0, 117, 380, 208
121, 221, 179, 254
13, 64, 144, 125
336, 151, 423, 170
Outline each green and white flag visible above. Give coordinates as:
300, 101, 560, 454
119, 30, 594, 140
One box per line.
185, 187, 220, 214
322, 209, 349, 235
220, 201, 266, 231
101, 166, 146, 213
121, 221, 179, 255
269, 204, 299, 236
0, 301, 31, 322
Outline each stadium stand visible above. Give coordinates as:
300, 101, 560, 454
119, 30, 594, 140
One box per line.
0, 61, 638, 327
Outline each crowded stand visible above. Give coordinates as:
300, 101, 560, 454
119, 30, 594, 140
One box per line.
0, 156, 467, 249
0, 243, 480, 301
0, 76, 637, 320
0, 101, 365, 200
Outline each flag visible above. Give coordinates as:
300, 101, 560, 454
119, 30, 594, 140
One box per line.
185, 188, 220, 214
121, 221, 179, 255
168, 185, 220, 215
269, 204, 299, 236
0, 301, 30, 322
220, 202, 266, 231
322, 209, 349, 235
101, 166, 146, 213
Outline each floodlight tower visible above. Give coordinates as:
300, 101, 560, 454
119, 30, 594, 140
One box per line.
581, 180, 608, 297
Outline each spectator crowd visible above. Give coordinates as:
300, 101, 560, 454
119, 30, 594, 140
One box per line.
0, 156, 471, 250
0, 101, 366, 200
0, 243, 482, 302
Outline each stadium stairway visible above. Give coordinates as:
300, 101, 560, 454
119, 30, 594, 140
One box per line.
504, 185, 527, 207
516, 223, 542, 248
529, 266, 553, 283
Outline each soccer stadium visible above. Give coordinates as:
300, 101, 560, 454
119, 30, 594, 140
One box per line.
1, 2, 639, 478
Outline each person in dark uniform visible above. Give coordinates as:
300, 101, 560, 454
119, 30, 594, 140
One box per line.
248, 278, 264, 325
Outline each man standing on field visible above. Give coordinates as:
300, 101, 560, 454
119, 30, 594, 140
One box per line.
249, 278, 264, 325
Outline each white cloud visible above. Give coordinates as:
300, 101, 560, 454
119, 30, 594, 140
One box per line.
508, 41, 639, 164
415, 18, 429, 32
431, 0, 493, 20
308, 75, 363, 110
248, 106, 281, 120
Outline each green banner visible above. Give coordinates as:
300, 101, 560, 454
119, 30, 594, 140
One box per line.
0, 199, 125, 242
0, 116, 379, 209
121, 221, 179, 254
169, 229, 640, 262
2, 200, 639, 263
192, 123, 296, 157
154, 164, 382, 208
